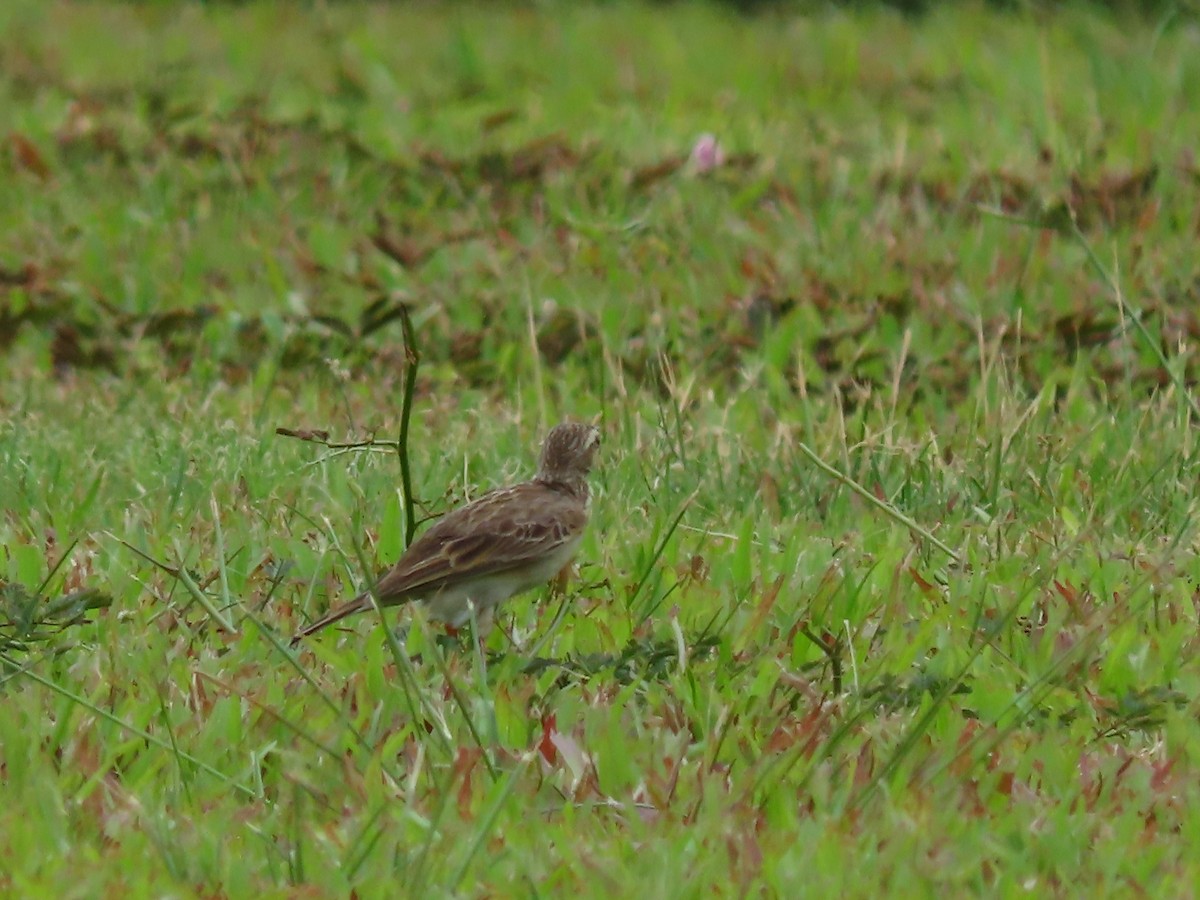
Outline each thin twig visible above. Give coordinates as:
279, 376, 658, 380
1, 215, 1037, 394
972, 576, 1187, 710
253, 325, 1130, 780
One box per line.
346, 527, 454, 755
275, 428, 400, 452
1, 650, 257, 798
396, 303, 420, 548
978, 203, 1200, 422
110, 534, 237, 632
1069, 220, 1200, 422
796, 442, 962, 564
798, 624, 843, 695
630, 490, 699, 629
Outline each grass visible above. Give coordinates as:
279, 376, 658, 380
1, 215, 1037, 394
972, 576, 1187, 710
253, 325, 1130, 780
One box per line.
3, 0, 1200, 895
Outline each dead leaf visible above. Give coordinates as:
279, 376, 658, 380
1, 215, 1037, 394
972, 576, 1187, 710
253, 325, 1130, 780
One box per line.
630, 156, 684, 191
9, 132, 51, 179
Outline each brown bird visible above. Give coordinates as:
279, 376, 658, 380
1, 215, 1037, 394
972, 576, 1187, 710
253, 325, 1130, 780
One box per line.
291, 422, 600, 645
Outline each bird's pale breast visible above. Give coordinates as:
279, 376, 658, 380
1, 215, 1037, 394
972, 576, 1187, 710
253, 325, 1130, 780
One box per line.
421, 534, 583, 625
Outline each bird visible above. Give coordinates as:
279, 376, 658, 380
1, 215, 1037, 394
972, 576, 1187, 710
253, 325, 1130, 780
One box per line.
290, 422, 600, 646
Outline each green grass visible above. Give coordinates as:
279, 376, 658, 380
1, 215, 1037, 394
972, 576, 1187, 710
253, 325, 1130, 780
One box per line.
3, 0, 1200, 895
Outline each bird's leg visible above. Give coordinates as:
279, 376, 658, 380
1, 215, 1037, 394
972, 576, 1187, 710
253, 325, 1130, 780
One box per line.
475, 604, 495, 640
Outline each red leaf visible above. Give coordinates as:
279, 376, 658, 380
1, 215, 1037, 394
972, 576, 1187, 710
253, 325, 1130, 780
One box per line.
909, 567, 937, 596
1053, 579, 1077, 605
454, 747, 482, 818
996, 771, 1014, 797
851, 740, 875, 791
9, 132, 51, 180
1151, 758, 1177, 793
538, 713, 558, 765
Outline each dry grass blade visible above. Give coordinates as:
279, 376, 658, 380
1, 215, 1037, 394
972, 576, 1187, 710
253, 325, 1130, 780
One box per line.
796, 442, 962, 564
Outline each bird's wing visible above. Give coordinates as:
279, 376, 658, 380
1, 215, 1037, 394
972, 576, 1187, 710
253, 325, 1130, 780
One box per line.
371, 483, 586, 601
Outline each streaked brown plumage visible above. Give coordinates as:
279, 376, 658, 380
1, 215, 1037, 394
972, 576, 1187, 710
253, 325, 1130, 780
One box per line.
290, 422, 600, 645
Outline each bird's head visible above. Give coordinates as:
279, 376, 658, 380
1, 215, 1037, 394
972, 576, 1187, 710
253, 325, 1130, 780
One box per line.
537, 422, 601, 483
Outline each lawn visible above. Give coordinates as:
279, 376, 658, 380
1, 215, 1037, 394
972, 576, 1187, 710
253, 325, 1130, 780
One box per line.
2, 1, 1200, 895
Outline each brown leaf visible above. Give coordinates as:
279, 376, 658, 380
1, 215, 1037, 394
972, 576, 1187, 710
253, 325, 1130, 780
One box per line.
9, 132, 51, 179
851, 740, 875, 791
50, 323, 116, 372
508, 134, 577, 180
630, 156, 684, 191
371, 227, 429, 269
1134, 196, 1161, 236
741, 574, 785, 643
454, 747, 483, 819
1069, 165, 1158, 227
0, 262, 38, 288
1150, 757, 1177, 793
480, 108, 518, 133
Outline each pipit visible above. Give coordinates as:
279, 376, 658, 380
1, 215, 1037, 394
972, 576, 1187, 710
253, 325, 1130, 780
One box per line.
291, 422, 600, 645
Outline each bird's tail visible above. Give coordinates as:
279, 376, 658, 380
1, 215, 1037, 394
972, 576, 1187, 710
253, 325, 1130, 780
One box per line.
290, 592, 371, 646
